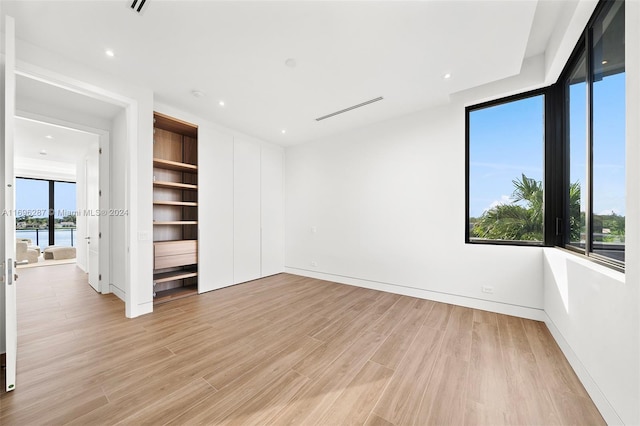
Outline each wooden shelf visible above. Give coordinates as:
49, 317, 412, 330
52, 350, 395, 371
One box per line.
153, 158, 197, 173
154, 111, 198, 138
153, 111, 199, 304
153, 221, 197, 226
153, 269, 198, 284
153, 284, 198, 305
153, 181, 197, 190
153, 200, 198, 207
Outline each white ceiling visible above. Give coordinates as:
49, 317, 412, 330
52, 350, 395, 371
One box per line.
2, 1, 574, 146
14, 117, 99, 181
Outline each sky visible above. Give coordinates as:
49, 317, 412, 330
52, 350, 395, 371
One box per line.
469, 71, 625, 219
15, 178, 76, 219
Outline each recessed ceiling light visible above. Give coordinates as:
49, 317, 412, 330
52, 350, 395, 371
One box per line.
219, 100, 225, 107
443, 73, 452, 80
602, 60, 608, 65
281, 129, 286, 134
191, 90, 205, 98
105, 49, 115, 57
39, 149, 47, 155
45, 135, 53, 139
285, 58, 297, 68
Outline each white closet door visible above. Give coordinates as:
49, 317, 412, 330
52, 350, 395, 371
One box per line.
233, 138, 261, 284
199, 128, 234, 292
261, 145, 284, 277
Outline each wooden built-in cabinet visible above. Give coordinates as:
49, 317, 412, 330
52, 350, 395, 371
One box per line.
152, 112, 199, 304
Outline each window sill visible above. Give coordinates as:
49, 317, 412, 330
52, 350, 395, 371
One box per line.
549, 246, 626, 278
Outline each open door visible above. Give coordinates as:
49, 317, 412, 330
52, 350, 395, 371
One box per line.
1, 15, 17, 392
86, 153, 100, 292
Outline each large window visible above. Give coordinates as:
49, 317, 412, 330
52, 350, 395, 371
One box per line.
15, 177, 77, 250
564, 0, 625, 266
466, 0, 625, 269
467, 93, 545, 243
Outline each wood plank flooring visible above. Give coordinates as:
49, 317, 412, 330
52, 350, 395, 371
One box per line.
1, 264, 605, 425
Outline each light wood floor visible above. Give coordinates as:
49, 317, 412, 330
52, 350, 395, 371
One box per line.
1, 264, 604, 425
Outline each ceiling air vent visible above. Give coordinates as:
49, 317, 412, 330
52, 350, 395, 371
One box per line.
130, 0, 148, 13
315, 96, 384, 121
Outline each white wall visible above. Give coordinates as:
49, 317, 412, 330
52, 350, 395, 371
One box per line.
285, 103, 543, 316
109, 109, 127, 301
75, 150, 88, 271
543, 249, 636, 424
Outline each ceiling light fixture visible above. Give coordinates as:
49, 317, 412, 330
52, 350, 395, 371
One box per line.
39, 149, 47, 156
443, 73, 452, 79
45, 135, 53, 139
281, 129, 286, 134
602, 60, 608, 65
219, 100, 225, 107
105, 49, 115, 57
191, 90, 205, 98
315, 96, 384, 122
285, 58, 297, 68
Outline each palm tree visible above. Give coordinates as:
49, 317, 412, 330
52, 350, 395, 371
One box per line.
472, 174, 543, 241
472, 174, 583, 242
568, 181, 582, 243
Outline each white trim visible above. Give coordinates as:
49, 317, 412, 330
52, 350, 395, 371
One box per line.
15, 61, 131, 108
542, 312, 622, 425
110, 284, 126, 302
285, 267, 546, 321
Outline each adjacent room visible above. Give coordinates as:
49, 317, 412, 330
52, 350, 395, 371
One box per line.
1, 0, 638, 425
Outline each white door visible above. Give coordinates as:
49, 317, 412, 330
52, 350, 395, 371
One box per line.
233, 138, 261, 284
260, 145, 285, 277
86, 153, 100, 292
1, 15, 18, 392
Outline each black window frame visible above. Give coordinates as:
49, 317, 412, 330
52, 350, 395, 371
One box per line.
16, 176, 77, 247
465, 87, 552, 248
559, 0, 625, 271
465, 0, 625, 272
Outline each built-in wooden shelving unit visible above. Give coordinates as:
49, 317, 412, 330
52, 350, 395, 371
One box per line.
152, 111, 199, 304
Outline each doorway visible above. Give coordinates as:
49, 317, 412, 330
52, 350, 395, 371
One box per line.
14, 73, 122, 296
14, 116, 103, 292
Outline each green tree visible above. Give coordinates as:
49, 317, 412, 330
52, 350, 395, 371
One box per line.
472, 174, 543, 241
567, 181, 582, 243
473, 175, 584, 242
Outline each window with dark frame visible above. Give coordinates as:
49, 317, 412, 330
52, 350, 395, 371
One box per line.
15, 177, 77, 249
466, 92, 546, 244
465, 0, 626, 270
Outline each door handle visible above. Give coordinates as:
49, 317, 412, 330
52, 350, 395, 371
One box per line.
15, 260, 28, 267
85, 237, 91, 239
7, 258, 13, 286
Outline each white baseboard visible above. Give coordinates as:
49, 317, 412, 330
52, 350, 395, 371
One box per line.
542, 313, 622, 425
285, 267, 546, 321
133, 301, 153, 318
109, 284, 125, 302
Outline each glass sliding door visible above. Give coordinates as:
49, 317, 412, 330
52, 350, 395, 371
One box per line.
15, 178, 50, 250
54, 181, 77, 247
15, 177, 77, 250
